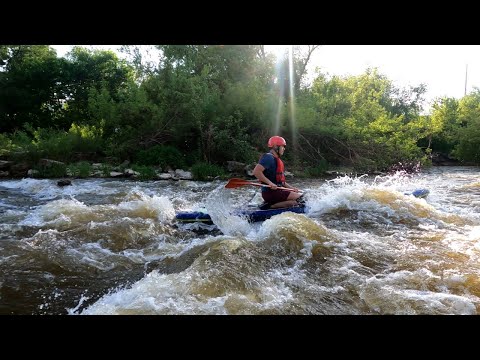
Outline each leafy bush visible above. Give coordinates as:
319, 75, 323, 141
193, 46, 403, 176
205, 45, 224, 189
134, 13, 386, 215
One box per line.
67, 161, 92, 178
191, 162, 226, 180
0, 133, 13, 157
33, 162, 67, 178
30, 127, 75, 162
67, 122, 104, 155
134, 145, 186, 169
101, 163, 113, 177
352, 157, 378, 174
8, 130, 39, 163
131, 164, 157, 180
208, 113, 257, 164
304, 159, 329, 177
7, 123, 104, 164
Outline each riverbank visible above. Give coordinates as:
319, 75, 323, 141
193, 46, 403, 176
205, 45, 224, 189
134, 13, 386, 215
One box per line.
0, 153, 473, 182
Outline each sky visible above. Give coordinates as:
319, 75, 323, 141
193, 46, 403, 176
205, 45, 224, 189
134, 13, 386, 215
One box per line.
52, 45, 480, 107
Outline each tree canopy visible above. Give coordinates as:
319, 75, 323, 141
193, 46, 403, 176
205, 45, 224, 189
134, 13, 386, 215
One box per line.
1, 45, 477, 175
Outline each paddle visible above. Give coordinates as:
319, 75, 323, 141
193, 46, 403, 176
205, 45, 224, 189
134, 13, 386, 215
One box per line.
225, 178, 302, 193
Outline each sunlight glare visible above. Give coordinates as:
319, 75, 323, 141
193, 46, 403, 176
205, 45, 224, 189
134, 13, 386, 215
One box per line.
265, 45, 290, 60
270, 45, 297, 149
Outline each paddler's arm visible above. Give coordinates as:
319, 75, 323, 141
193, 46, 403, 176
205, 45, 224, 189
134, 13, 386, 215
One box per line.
253, 164, 278, 190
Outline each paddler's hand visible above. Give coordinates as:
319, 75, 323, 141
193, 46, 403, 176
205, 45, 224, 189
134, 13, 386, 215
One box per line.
270, 184, 278, 190
291, 187, 300, 192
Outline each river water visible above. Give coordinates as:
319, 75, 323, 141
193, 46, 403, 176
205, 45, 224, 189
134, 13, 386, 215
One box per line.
1, 166, 479, 315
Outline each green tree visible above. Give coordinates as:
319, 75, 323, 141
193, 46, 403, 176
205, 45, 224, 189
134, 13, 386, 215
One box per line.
0, 45, 66, 132
296, 68, 427, 171
453, 89, 480, 162
422, 97, 459, 154
62, 47, 135, 127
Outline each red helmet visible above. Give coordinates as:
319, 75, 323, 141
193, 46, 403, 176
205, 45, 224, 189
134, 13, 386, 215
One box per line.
268, 136, 286, 148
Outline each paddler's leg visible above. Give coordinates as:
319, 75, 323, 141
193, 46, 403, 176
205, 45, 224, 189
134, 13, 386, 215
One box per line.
266, 190, 302, 209
270, 200, 298, 208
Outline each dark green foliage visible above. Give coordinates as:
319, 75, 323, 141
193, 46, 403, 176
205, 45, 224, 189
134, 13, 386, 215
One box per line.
131, 164, 157, 180
304, 159, 329, 177
33, 162, 67, 178
100, 163, 113, 177
206, 112, 257, 164
67, 161, 92, 178
2, 123, 104, 165
0, 133, 12, 157
134, 145, 186, 169
191, 162, 226, 180
0, 46, 66, 132
62, 47, 135, 127
8, 130, 42, 164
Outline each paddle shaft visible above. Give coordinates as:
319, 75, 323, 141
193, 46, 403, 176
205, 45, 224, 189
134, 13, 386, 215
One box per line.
248, 182, 298, 192
225, 178, 302, 193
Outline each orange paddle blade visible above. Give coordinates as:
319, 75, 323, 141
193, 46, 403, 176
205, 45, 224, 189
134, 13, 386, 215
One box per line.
225, 178, 265, 189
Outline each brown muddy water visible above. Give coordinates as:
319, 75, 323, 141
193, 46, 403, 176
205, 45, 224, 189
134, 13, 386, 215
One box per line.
1, 166, 479, 315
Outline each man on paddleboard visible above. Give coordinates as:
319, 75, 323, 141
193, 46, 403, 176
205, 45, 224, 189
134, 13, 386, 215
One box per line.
252, 136, 303, 209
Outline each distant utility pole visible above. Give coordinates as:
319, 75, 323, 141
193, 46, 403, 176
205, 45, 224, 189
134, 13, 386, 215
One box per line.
465, 64, 468, 96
